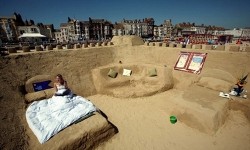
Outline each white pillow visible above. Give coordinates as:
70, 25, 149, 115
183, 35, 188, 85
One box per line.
123, 69, 132, 76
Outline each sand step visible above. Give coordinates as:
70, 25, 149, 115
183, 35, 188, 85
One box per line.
168, 85, 229, 134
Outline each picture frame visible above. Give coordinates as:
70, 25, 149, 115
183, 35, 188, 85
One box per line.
174, 51, 207, 74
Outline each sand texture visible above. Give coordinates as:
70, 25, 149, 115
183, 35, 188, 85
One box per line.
0, 36, 250, 150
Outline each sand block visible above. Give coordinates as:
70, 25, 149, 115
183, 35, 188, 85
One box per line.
89, 43, 95, 47
96, 42, 102, 47
192, 44, 202, 49
82, 43, 88, 48
22, 46, 30, 52
102, 42, 108, 46
169, 43, 176, 48
46, 45, 53, 50
185, 44, 192, 49
66, 44, 72, 49
74, 44, 81, 49
92, 63, 174, 98
108, 42, 113, 46
170, 85, 229, 134
213, 45, 225, 51
7, 47, 17, 53
156, 42, 162, 47
56, 45, 62, 50
162, 43, 169, 47
202, 45, 213, 50
26, 113, 117, 150
225, 45, 240, 52
149, 42, 155, 46
35, 46, 43, 51
176, 44, 184, 48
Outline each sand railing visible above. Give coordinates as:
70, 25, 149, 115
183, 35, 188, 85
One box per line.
22, 46, 30, 52
7, 47, 17, 53
46, 45, 53, 51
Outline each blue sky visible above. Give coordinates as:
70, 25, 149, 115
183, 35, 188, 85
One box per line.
0, 0, 250, 29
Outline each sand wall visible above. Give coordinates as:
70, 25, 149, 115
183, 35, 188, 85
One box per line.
111, 45, 250, 91
1, 44, 250, 149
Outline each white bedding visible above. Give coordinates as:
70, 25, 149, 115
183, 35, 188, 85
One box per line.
26, 94, 97, 144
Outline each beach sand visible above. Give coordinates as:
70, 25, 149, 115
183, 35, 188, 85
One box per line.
1, 37, 250, 149
88, 91, 250, 150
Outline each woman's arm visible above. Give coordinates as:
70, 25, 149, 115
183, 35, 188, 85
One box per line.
54, 83, 58, 92
64, 81, 68, 89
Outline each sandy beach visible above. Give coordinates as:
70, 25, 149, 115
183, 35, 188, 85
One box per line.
89, 91, 250, 150
0, 36, 250, 149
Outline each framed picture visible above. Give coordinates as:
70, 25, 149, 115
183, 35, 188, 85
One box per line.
174, 52, 207, 74
174, 52, 190, 70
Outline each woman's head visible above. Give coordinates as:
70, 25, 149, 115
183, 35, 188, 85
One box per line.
56, 74, 64, 82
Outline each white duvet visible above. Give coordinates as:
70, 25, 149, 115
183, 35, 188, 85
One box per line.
26, 94, 97, 144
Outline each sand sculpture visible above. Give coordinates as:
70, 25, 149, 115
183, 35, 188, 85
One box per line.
92, 63, 174, 98
23, 75, 118, 149
0, 35, 250, 150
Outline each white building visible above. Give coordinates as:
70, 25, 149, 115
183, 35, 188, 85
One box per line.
207, 30, 225, 35
118, 18, 154, 37
225, 28, 250, 39
18, 25, 53, 43
54, 29, 62, 43
154, 26, 164, 39
59, 23, 69, 42
182, 26, 206, 35
162, 19, 173, 38
112, 23, 124, 36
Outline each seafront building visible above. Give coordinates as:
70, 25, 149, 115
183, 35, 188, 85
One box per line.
112, 18, 154, 38
1, 12, 250, 44
18, 25, 54, 40
55, 17, 113, 43
154, 19, 174, 40
225, 28, 250, 40
0, 13, 24, 42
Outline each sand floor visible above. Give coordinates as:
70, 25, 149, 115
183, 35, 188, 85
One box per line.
87, 90, 250, 150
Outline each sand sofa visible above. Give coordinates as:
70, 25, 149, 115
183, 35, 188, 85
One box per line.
92, 63, 174, 98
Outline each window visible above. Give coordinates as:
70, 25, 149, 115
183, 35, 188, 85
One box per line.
20, 30, 25, 34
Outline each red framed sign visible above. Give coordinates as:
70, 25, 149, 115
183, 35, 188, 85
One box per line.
174, 52, 207, 74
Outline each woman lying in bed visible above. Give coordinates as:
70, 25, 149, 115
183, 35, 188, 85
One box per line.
54, 74, 71, 96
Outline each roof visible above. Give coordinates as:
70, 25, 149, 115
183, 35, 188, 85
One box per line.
18, 33, 46, 38
60, 23, 68, 27
114, 23, 124, 29
54, 29, 61, 32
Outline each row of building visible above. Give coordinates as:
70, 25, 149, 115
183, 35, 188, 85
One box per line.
1, 13, 250, 44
